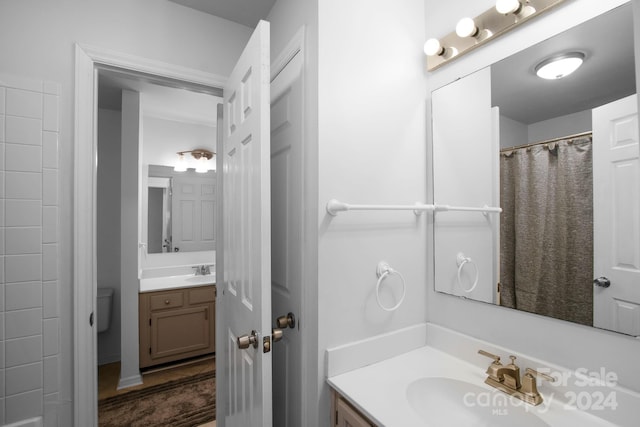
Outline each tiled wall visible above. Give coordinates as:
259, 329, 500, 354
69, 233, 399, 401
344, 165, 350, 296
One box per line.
0, 74, 60, 426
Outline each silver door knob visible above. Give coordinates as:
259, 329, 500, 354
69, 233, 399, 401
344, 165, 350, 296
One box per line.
237, 330, 258, 349
593, 277, 611, 288
276, 312, 296, 329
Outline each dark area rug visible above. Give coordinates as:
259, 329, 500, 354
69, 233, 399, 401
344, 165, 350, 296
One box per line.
99, 371, 215, 427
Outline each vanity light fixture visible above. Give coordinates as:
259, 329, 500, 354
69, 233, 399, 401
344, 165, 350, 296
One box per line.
455, 17, 493, 42
495, 0, 536, 20
425, 0, 565, 71
174, 149, 215, 173
535, 52, 585, 80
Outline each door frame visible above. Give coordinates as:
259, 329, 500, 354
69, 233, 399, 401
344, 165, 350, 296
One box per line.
73, 43, 226, 426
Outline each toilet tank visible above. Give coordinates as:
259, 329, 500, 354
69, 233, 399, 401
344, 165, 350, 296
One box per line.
97, 287, 114, 333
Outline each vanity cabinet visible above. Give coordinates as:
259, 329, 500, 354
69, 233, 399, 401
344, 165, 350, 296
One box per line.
139, 285, 215, 368
331, 389, 376, 427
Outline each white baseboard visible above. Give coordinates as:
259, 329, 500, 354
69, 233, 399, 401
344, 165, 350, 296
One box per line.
117, 373, 143, 390
3, 417, 43, 427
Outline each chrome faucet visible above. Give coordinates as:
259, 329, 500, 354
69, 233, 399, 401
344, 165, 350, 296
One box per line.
478, 350, 554, 405
192, 264, 213, 276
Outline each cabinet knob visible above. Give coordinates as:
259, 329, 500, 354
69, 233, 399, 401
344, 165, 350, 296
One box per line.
164, 299, 170, 304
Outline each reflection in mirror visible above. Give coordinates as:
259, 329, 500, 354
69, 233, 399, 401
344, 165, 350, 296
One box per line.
147, 165, 216, 254
432, 3, 639, 336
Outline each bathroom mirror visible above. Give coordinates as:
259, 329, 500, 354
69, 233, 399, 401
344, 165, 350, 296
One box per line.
432, 3, 639, 336
147, 165, 216, 253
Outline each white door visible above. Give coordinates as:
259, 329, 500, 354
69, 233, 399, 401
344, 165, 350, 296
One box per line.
270, 36, 304, 427
217, 20, 273, 426
593, 94, 640, 335
172, 173, 216, 252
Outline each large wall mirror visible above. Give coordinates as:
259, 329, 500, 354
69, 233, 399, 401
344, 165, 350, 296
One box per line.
432, 2, 639, 336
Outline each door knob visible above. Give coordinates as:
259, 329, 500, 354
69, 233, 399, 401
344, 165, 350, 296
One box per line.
276, 312, 296, 329
593, 277, 611, 288
272, 328, 284, 343
237, 330, 259, 349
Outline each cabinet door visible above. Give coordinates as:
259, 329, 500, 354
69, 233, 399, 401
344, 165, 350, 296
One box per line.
335, 397, 374, 427
150, 305, 212, 360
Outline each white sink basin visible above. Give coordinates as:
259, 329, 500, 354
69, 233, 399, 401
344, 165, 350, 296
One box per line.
407, 377, 549, 427
139, 266, 215, 292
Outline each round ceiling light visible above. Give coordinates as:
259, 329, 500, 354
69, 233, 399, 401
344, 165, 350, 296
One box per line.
535, 52, 585, 80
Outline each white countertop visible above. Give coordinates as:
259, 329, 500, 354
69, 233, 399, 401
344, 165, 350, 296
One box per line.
328, 346, 619, 427
139, 269, 216, 293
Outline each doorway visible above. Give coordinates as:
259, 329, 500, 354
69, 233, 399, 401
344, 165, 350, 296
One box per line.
94, 66, 221, 425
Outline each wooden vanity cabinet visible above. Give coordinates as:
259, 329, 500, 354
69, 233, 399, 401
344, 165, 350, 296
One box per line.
139, 285, 215, 368
331, 389, 376, 427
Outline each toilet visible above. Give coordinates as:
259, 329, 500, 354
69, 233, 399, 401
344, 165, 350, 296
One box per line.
97, 287, 114, 333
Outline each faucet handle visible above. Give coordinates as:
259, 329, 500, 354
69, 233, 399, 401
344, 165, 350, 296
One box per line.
508, 355, 518, 366
525, 368, 554, 383
478, 349, 501, 364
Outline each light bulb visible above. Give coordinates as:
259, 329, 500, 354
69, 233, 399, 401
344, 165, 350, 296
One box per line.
174, 153, 187, 172
496, 0, 521, 14
456, 18, 478, 38
424, 38, 444, 56
195, 156, 208, 173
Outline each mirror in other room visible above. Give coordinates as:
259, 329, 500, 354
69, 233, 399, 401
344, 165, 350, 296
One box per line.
147, 166, 216, 253
432, 3, 639, 336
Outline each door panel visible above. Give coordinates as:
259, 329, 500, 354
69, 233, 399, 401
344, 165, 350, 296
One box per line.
218, 20, 272, 427
593, 94, 640, 335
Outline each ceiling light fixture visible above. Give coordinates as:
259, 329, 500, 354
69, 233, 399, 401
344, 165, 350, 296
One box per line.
535, 52, 585, 80
174, 149, 215, 173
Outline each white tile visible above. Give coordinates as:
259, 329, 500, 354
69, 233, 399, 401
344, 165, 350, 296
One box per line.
5, 143, 41, 172
0, 342, 4, 368
0, 116, 5, 143
5, 362, 42, 396
6, 172, 42, 199
0, 370, 4, 398
5, 389, 43, 425
43, 95, 58, 132
43, 82, 60, 96
43, 319, 59, 357
42, 132, 58, 169
42, 281, 58, 319
0, 314, 3, 340
0, 397, 4, 426
0, 257, 4, 284
42, 169, 57, 206
0, 229, 4, 255
0, 283, 4, 311
43, 357, 58, 395
6, 308, 42, 339
5, 254, 42, 283
5, 227, 41, 255
5, 282, 42, 311
0, 200, 4, 226
6, 89, 42, 119
0, 141, 5, 169
5, 200, 41, 227
0, 87, 5, 114
5, 336, 42, 367
42, 245, 57, 281
5, 116, 41, 146
0, 171, 4, 198
42, 207, 57, 244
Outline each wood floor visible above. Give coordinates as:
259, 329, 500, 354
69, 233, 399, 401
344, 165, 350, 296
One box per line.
98, 356, 216, 427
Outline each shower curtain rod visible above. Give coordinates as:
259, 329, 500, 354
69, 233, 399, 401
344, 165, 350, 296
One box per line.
499, 131, 592, 153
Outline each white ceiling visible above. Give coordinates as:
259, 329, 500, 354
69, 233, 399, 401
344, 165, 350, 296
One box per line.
491, 4, 635, 124
98, 70, 222, 126
168, 0, 277, 28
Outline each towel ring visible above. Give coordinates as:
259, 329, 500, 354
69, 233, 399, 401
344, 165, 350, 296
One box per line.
456, 252, 479, 293
376, 262, 406, 312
